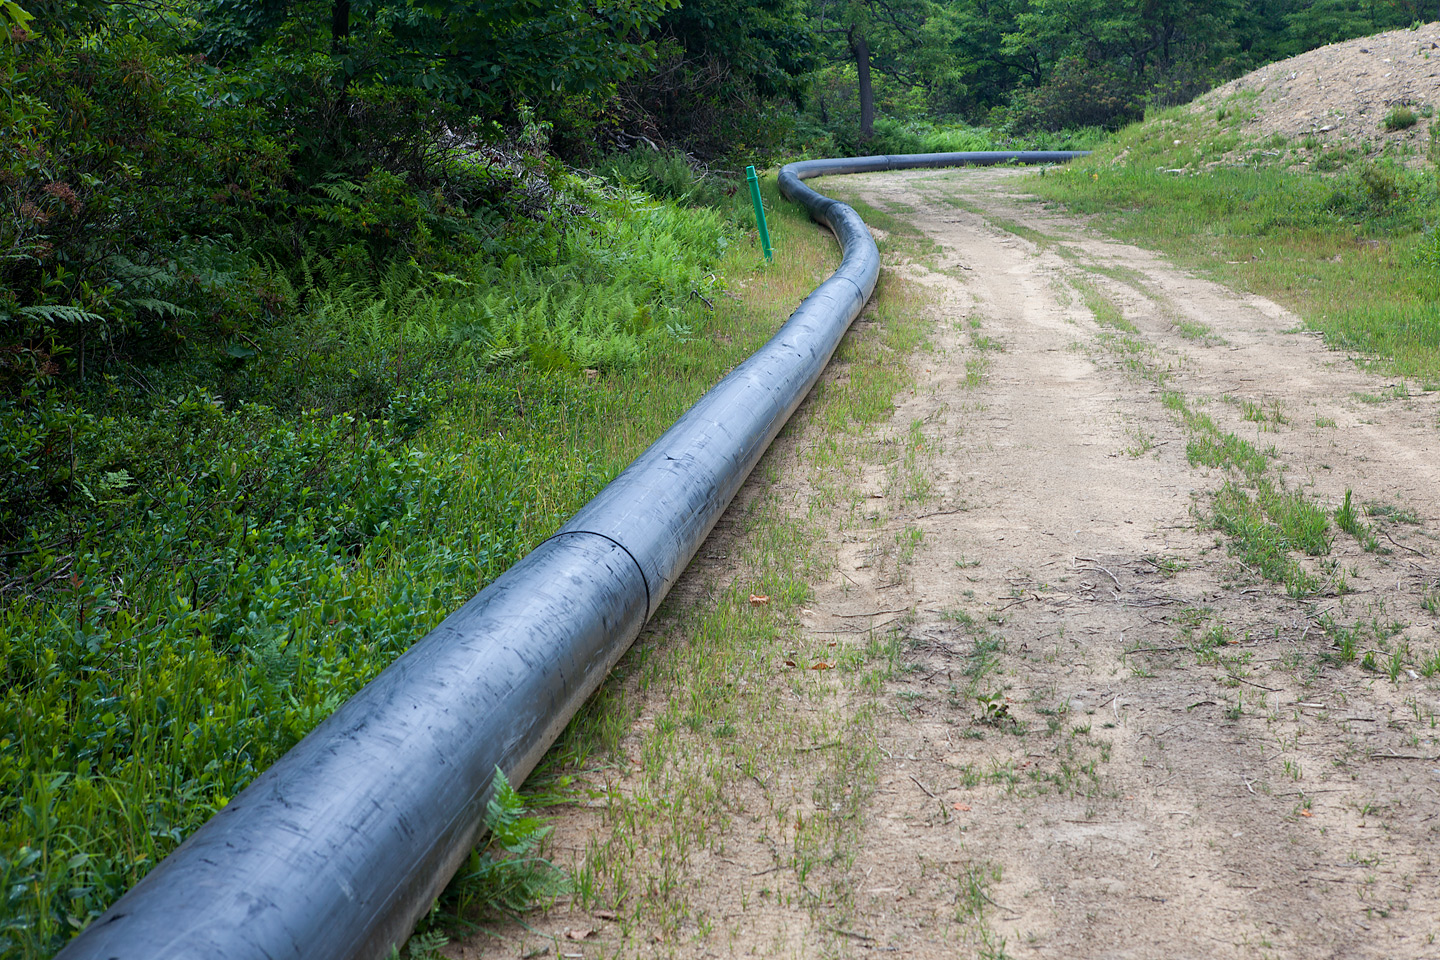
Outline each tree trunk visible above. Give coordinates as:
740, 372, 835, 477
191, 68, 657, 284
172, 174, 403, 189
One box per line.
851, 30, 874, 140
331, 0, 351, 53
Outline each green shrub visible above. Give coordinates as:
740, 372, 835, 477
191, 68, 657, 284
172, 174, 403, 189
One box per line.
1010, 56, 1143, 133
0, 20, 287, 360
868, 118, 926, 155
593, 149, 733, 207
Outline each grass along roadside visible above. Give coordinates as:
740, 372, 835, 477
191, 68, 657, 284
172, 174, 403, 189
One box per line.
437, 199, 954, 956
1026, 104, 1440, 381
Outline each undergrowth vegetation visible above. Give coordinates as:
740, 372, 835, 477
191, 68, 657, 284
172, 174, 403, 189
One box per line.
864, 119, 1109, 156
0, 157, 785, 956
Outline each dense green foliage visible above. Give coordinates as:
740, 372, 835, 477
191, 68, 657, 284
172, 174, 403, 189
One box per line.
1, 170, 748, 955
0, 5, 779, 952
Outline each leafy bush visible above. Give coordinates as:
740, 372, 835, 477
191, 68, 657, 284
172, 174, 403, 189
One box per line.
598, 43, 802, 167
867, 118, 925, 155
0, 16, 287, 364
1010, 56, 1144, 133
1323, 162, 1438, 224
593, 149, 734, 207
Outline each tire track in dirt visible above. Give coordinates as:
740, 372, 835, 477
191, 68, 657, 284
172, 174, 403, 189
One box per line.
818, 166, 1440, 959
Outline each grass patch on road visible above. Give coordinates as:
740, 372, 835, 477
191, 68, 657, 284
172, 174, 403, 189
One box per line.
1070, 277, 1137, 333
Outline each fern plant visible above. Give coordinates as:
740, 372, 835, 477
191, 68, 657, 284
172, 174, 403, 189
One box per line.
455, 768, 569, 914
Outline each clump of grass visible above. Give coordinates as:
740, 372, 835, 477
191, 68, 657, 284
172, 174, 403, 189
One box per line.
1159, 390, 1332, 596
1071, 277, 1136, 332
1209, 480, 1330, 597
1183, 414, 1270, 478
1175, 317, 1224, 344
1240, 398, 1286, 429
1383, 106, 1419, 132
964, 354, 992, 388
594, 149, 733, 207
1319, 610, 1407, 674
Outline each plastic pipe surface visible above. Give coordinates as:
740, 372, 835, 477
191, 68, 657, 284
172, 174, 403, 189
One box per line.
55, 149, 1086, 960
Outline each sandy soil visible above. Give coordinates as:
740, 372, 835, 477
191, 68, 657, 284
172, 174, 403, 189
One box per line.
448, 167, 1440, 959
1195, 22, 1440, 157
811, 167, 1440, 958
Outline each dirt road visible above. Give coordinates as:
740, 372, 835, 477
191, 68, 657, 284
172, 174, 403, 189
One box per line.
452, 167, 1440, 959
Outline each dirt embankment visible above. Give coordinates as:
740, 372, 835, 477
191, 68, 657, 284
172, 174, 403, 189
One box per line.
1196, 23, 1440, 158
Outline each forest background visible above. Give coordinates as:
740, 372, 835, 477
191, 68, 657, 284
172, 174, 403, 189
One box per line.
2, 0, 1437, 956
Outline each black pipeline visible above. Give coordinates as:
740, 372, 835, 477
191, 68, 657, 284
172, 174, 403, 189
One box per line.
55, 150, 1085, 960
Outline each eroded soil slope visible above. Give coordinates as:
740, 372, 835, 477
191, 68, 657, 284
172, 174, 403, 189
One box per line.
1196, 22, 1440, 154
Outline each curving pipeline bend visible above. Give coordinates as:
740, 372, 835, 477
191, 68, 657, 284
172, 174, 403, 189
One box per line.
55, 150, 1086, 960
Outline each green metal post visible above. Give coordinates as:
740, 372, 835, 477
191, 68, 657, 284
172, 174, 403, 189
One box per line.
745, 165, 773, 262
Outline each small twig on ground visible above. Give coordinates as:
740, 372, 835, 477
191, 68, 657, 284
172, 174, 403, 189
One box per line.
826, 925, 876, 942
975, 889, 1010, 912
1381, 529, 1426, 556
1232, 676, 1280, 692
735, 760, 767, 790
1075, 557, 1123, 591
909, 774, 939, 799
915, 507, 968, 519
834, 607, 909, 618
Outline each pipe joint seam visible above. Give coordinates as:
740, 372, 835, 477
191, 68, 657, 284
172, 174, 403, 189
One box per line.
537, 529, 653, 616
